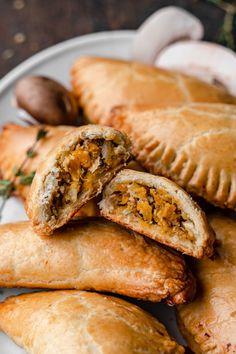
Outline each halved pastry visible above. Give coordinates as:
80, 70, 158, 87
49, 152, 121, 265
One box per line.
112, 103, 236, 211
0, 124, 142, 216
0, 219, 195, 304
100, 170, 215, 258
26, 125, 131, 235
0, 124, 100, 218
71, 56, 236, 125
0, 290, 185, 354
177, 214, 236, 353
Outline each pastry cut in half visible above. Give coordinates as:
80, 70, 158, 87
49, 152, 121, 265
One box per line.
71, 56, 236, 125
0, 123, 143, 216
112, 103, 236, 211
177, 214, 236, 354
0, 290, 185, 354
26, 125, 131, 236
0, 219, 195, 304
0, 124, 100, 218
100, 169, 215, 258
0, 124, 99, 217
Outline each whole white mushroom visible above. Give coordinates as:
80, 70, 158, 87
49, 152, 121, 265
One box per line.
133, 6, 204, 64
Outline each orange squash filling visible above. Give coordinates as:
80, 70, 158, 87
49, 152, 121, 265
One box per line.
48, 139, 125, 218
111, 182, 194, 241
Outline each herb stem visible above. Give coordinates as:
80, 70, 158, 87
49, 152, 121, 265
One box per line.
0, 127, 48, 222
207, 0, 236, 50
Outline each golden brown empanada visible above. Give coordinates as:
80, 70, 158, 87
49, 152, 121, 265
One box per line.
0, 219, 195, 304
112, 103, 236, 211
0, 290, 185, 354
100, 169, 215, 258
26, 125, 131, 236
177, 214, 236, 354
0, 124, 143, 216
0, 124, 100, 218
71, 57, 236, 125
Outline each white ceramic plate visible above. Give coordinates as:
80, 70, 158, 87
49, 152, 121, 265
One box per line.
0, 30, 185, 353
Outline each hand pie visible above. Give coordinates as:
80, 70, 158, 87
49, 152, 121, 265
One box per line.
0, 124, 142, 216
0, 219, 195, 304
0, 290, 185, 354
112, 103, 236, 211
0, 124, 100, 218
26, 125, 131, 236
71, 56, 236, 125
100, 169, 215, 258
0, 124, 142, 201
177, 214, 236, 354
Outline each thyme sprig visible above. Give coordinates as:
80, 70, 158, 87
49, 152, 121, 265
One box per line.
0, 127, 48, 221
208, 0, 236, 50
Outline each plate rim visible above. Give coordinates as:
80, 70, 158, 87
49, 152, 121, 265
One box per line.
0, 30, 135, 94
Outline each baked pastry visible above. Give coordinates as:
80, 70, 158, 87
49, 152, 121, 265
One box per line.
0, 124, 142, 216
0, 290, 185, 354
177, 214, 236, 353
0, 124, 100, 217
26, 125, 131, 236
100, 169, 215, 258
71, 56, 236, 125
0, 219, 195, 304
0, 123, 73, 200
112, 103, 236, 211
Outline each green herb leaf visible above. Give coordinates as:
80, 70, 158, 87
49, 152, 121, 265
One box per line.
14, 168, 23, 177
27, 148, 37, 158
36, 128, 48, 141
19, 171, 36, 185
0, 180, 15, 197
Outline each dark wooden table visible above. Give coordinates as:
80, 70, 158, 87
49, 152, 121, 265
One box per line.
0, 0, 232, 78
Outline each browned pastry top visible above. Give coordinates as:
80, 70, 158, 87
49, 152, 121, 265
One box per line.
0, 290, 185, 354
177, 214, 236, 354
112, 103, 236, 211
71, 56, 236, 125
0, 219, 195, 304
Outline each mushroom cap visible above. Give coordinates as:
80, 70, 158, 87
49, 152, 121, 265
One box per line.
133, 6, 204, 64
156, 40, 236, 96
15, 76, 78, 126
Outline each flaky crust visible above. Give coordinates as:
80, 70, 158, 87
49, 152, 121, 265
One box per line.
112, 103, 236, 211
0, 219, 195, 303
71, 56, 236, 125
0, 290, 185, 354
100, 169, 215, 258
177, 214, 236, 353
26, 124, 131, 236
0, 123, 100, 217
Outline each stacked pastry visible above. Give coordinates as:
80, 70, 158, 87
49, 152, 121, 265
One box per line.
0, 57, 235, 353
71, 57, 236, 353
